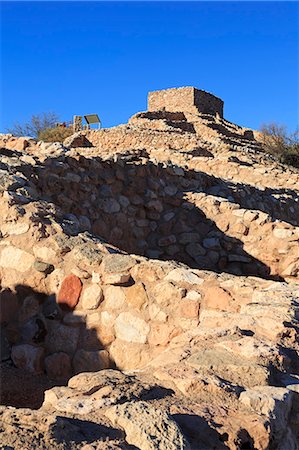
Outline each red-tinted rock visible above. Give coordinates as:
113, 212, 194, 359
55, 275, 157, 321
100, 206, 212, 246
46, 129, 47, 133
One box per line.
57, 274, 82, 310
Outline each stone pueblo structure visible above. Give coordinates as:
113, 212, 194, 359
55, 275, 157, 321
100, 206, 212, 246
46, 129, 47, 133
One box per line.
0, 87, 298, 450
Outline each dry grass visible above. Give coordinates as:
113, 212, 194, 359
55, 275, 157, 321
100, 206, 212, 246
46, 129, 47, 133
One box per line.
39, 126, 73, 143
260, 123, 299, 168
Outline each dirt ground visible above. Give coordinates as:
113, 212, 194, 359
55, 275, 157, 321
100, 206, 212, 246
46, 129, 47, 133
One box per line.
0, 362, 68, 409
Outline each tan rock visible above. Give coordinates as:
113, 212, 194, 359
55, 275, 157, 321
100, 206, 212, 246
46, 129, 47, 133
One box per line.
104, 401, 190, 450
102, 272, 130, 285
187, 348, 270, 387
81, 284, 103, 310
11, 344, 44, 375
1, 222, 29, 236
97, 311, 115, 345
165, 268, 204, 285
125, 282, 148, 309
45, 320, 79, 356
150, 281, 185, 308
0, 246, 34, 272
148, 303, 167, 322
109, 339, 152, 369
102, 285, 126, 310
33, 245, 57, 263
203, 285, 236, 312
179, 299, 200, 319
148, 322, 178, 346
114, 312, 150, 343
72, 349, 110, 374
45, 352, 72, 379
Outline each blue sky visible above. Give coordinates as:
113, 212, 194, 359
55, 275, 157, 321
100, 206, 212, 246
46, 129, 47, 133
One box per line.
0, 1, 298, 132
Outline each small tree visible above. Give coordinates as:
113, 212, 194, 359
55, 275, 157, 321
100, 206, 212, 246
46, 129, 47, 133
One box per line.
260, 123, 299, 168
6, 112, 60, 139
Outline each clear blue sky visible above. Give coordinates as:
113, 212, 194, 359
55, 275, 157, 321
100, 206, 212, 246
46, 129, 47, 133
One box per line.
1, 1, 298, 132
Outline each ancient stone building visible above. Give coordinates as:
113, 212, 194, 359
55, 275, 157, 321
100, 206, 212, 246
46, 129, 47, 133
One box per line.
148, 86, 224, 117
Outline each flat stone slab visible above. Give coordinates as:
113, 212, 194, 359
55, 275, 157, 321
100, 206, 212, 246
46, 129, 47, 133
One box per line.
187, 348, 270, 388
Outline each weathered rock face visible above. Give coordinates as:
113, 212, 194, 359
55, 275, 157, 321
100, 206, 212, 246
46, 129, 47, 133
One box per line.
0, 90, 298, 449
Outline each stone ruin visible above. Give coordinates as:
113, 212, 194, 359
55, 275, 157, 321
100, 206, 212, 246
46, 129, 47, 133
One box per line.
0, 88, 298, 450
148, 86, 224, 117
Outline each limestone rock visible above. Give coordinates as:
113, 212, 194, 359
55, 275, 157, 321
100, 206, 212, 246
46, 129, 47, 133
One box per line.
187, 348, 270, 387
0, 330, 11, 361
105, 401, 190, 450
101, 254, 136, 274
45, 352, 72, 379
11, 344, 44, 374
125, 282, 148, 309
81, 284, 103, 310
18, 295, 40, 323
0, 288, 19, 323
45, 321, 79, 355
102, 272, 131, 285
63, 132, 92, 148
165, 268, 204, 285
0, 246, 34, 272
102, 285, 126, 310
72, 349, 110, 374
62, 310, 87, 325
114, 312, 150, 343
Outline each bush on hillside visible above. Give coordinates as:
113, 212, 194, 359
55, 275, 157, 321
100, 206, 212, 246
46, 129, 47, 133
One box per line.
38, 126, 73, 143
6, 112, 60, 139
260, 123, 299, 168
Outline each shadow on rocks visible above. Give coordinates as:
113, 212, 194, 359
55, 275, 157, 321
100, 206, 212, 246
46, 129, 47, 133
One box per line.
0, 284, 108, 409
21, 151, 291, 280
172, 413, 230, 450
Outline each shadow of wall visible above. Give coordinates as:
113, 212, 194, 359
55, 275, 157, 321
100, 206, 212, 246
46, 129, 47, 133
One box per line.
16, 149, 299, 279
0, 284, 108, 409
19, 151, 283, 279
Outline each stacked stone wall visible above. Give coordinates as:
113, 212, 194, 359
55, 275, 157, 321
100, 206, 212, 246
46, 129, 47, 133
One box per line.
148, 87, 224, 117
0, 140, 298, 389
194, 89, 224, 117
29, 153, 275, 278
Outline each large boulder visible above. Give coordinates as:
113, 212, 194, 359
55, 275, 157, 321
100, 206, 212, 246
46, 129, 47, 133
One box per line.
104, 401, 190, 450
63, 132, 92, 148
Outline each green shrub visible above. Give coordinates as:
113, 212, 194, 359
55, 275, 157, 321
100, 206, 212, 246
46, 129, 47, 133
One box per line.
260, 123, 299, 168
38, 126, 73, 143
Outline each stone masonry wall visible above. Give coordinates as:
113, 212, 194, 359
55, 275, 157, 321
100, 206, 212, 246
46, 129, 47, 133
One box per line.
148, 87, 224, 117
0, 142, 298, 386
29, 153, 273, 278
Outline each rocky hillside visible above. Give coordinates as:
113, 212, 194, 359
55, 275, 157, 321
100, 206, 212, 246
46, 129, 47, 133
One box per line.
0, 90, 298, 450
